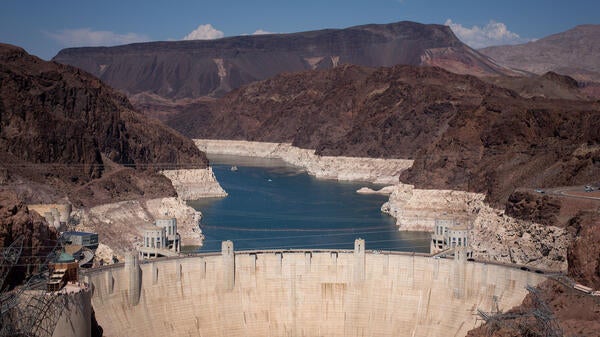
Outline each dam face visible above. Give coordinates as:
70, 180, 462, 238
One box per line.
86, 244, 544, 337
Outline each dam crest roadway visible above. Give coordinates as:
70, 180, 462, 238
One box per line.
83, 239, 547, 337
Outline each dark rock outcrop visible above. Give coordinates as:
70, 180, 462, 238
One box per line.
505, 191, 562, 226
566, 211, 600, 289
481, 71, 594, 100
0, 43, 208, 206
53, 21, 515, 101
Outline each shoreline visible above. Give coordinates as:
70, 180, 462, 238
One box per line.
194, 139, 413, 185
194, 139, 569, 271
161, 167, 228, 200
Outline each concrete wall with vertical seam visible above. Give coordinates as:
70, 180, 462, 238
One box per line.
85, 250, 545, 337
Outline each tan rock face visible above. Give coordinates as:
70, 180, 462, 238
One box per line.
94, 243, 119, 265
381, 184, 569, 271
72, 197, 204, 257
471, 205, 569, 271
161, 168, 227, 200
380, 184, 482, 231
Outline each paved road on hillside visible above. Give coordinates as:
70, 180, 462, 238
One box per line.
543, 186, 600, 201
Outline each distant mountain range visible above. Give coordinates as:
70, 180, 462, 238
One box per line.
0, 43, 207, 206
480, 24, 600, 83
53, 21, 515, 100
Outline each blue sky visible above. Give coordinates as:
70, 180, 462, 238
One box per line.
1, 0, 598, 60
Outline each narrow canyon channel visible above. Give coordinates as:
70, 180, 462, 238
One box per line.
188, 154, 430, 252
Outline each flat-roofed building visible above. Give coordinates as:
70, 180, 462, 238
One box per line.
139, 218, 181, 259
62, 231, 98, 249
431, 219, 473, 258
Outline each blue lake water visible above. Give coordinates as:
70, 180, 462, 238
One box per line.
187, 155, 430, 253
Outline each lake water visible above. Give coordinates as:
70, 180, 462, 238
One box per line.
188, 155, 430, 253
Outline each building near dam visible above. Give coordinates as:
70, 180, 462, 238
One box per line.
139, 218, 181, 259
62, 231, 99, 249
82, 239, 546, 337
430, 219, 473, 258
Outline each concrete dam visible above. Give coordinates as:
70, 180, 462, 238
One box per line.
84, 240, 545, 337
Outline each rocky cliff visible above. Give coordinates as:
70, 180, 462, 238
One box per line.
169, 64, 600, 206
53, 21, 514, 102
379, 184, 569, 271
0, 190, 58, 288
0, 43, 209, 207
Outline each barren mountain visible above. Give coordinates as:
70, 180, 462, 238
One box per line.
480, 24, 600, 83
0, 43, 208, 206
53, 21, 515, 103
168, 64, 600, 206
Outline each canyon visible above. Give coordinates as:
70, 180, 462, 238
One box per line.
2, 19, 600, 336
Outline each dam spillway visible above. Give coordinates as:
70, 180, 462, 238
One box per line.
85, 241, 545, 337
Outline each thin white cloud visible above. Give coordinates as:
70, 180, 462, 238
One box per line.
252, 29, 273, 35
183, 24, 224, 40
45, 28, 149, 47
445, 19, 531, 49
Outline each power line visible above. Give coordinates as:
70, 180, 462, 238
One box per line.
0, 163, 204, 168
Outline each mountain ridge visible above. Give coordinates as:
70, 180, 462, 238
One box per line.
0, 43, 208, 206
480, 24, 600, 83
53, 21, 516, 100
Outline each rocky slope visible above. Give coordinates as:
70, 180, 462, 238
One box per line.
71, 196, 206, 259
480, 24, 600, 83
481, 71, 595, 100
53, 21, 514, 103
0, 43, 209, 207
467, 280, 600, 337
0, 190, 58, 288
168, 64, 600, 206
379, 184, 569, 271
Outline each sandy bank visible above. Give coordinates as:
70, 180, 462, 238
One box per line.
194, 139, 413, 184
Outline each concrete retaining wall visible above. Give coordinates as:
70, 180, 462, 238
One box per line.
52, 285, 92, 337
86, 248, 544, 337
